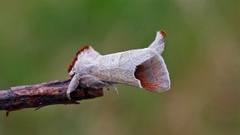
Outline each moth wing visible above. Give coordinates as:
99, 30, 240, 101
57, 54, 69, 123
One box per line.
134, 54, 170, 92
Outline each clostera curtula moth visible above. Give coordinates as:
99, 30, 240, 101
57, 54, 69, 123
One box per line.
67, 30, 170, 99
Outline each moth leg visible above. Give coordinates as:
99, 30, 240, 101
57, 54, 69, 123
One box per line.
105, 83, 118, 94
67, 74, 110, 100
79, 75, 110, 89
80, 76, 119, 94
111, 84, 119, 94
67, 73, 81, 100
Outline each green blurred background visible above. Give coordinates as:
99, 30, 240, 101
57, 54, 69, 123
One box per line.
0, 0, 240, 135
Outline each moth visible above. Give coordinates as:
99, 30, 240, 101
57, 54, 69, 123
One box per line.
67, 30, 170, 99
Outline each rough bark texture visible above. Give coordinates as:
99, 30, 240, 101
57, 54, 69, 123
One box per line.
0, 79, 103, 115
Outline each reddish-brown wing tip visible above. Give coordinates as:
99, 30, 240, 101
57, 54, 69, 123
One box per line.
160, 30, 167, 38
134, 55, 170, 92
67, 45, 90, 73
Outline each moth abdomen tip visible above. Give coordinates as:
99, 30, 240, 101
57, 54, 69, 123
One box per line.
160, 30, 167, 38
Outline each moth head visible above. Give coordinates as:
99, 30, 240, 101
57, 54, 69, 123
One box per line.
68, 46, 90, 75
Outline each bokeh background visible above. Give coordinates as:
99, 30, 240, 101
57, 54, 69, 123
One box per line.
0, 0, 239, 135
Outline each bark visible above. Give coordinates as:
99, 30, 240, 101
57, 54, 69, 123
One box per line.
0, 79, 103, 116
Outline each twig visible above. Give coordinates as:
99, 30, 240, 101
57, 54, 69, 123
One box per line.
0, 79, 103, 116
